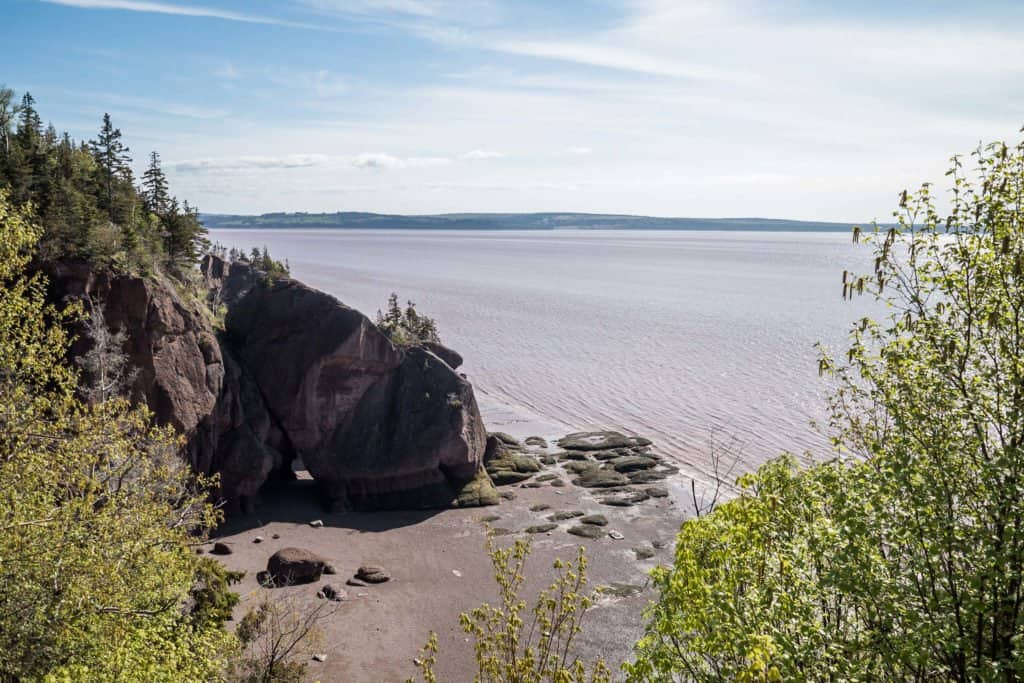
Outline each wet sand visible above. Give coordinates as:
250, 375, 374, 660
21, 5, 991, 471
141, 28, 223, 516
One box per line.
208, 427, 690, 682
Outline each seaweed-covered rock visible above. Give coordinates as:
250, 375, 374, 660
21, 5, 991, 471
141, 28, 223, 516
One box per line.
600, 489, 650, 507
455, 469, 500, 507
558, 431, 636, 451
524, 436, 548, 448
548, 510, 585, 521
567, 525, 605, 539
627, 470, 669, 484
580, 514, 608, 526
525, 523, 557, 534
610, 455, 658, 473
573, 468, 629, 489
485, 436, 542, 486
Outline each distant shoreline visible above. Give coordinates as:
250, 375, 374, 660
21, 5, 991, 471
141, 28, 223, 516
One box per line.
201, 211, 862, 232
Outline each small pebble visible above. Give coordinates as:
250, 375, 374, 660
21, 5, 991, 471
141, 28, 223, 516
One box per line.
313, 653, 327, 663
253, 536, 264, 544
310, 520, 324, 528
608, 530, 625, 540
452, 569, 462, 578
272, 533, 281, 539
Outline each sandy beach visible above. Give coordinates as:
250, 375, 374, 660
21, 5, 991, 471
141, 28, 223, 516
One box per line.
208, 419, 691, 682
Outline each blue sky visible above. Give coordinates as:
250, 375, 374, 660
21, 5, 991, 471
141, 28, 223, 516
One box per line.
4, 0, 1023, 219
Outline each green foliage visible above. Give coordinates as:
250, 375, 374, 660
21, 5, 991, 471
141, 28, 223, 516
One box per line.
376, 292, 441, 346
629, 136, 1024, 680
0, 86, 207, 275
191, 557, 245, 628
409, 535, 611, 683
0, 189, 232, 681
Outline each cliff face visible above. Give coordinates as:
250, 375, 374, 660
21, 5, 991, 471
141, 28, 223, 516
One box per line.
45, 257, 492, 514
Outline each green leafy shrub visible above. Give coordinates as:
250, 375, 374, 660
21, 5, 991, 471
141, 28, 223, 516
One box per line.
0, 189, 232, 681
629, 135, 1024, 680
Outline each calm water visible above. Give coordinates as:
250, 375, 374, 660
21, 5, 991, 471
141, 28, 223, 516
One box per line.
209, 229, 877, 488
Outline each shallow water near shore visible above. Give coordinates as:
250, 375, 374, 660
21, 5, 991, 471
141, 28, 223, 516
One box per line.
209, 228, 877, 487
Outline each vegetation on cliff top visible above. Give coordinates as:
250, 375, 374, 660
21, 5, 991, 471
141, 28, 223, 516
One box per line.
0, 87, 207, 276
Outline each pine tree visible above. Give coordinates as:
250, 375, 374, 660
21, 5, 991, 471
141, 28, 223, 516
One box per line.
89, 113, 131, 221
141, 150, 168, 214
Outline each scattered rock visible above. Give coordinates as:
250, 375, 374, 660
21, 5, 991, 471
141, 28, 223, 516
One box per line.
529, 503, 552, 512
313, 653, 327, 663
644, 486, 669, 498
591, 449, 626, 461
608, 530, 625, 540
320, 584, 344, 601
310, 520, 324, 528
567, 525, 605, 539
271, 533, 281, 539
652, 539, 668, 549
580, 514, 608, 526
346, 577, 368, 587
491, 527, 513, 536
480, 513, 501, 523
267, 547, 329, 586
499, 491, 516, 501
633, 545, 656, 560
535, 473, 558, 482
564, 461, 597, 475
253, 536, 264, 544
324, 564, 338, 575
540, 455, 557, 466
610, 455, 658, 473
452, 569, 462, 578
600, 489, 650, 507
558, 451, 591, 461
525, 523, 558, 534
520, 481, 543, 489
600, 582, 644, 598
355, 565, 391, 584
524, 436, 548, 448
548, 510, 585, 521
549, 478, 566, 487
490, 432, 522, 448
211, 542, 233, 556
558, 431, 636, 452
573, 468, 629, 488
627, 470, 668, 484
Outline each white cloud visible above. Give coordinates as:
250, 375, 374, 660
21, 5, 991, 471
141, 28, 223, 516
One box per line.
214, 63, 239, 79
462, 149, 504, 160
351, 153, 452, 169
566, 146, 591, 156
173, 154, 329, 172
40, 0, 327, 29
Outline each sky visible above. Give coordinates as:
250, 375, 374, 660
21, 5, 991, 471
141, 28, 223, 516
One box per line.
3, 0, 1024, 220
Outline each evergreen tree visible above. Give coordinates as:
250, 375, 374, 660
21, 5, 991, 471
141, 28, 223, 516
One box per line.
89, 112, 131, 221
141, 150, 168, 214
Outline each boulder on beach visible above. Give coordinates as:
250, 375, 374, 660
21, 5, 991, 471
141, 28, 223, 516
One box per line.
524, 436, 548, 448
610, 455, 657, 473
355, 565, 391, 584
573, 468, 629, 488
557, 431, 637, 451
567, 525, 606, 539
267, 547, 330, 586
525, 523, 558, 534
580, 514, 608, 526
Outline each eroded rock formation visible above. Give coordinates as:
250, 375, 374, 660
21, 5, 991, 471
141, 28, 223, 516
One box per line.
44, 256, 493, 514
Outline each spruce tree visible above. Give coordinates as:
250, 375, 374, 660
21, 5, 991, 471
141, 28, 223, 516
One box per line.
141, 150, 168, 214
89, 113, 131, 221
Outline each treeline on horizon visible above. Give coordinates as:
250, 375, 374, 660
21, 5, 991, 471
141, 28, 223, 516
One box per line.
0, 87, 207, 275
202, 210, 858, 232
